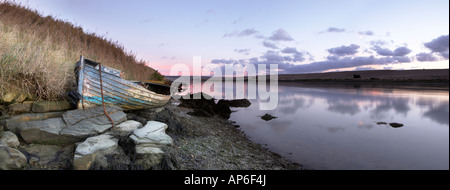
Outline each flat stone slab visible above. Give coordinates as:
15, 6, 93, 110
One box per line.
21, 144, 65, 164
2, 112, 65, 134
73, 134, 119, 170
74, 134, 118, 157
62, 106, 123, 125
31, 101, 72, 113
8, 101, 33, 115
20, 118, 81, 145
130, 121, 173, 147
60, 111, 127, 138
111, 120, 143, 137
3, 105, 127, 145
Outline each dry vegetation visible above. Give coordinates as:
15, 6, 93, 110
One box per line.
0, 1, 164, 100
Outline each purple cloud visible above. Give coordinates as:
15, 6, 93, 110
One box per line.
268, 29, 294, 41
424, 35, 449, 59
234, 49, 250, 55
319, 27, 346, 34
211, 53, 412, 75
262, 41, 278, 49
328, 44, 360, 56
281, 47, 306, 62
262, 51, 284, 62
358, 30, 374, 36
416, 52, 438, 62
425, 35, 449, 53
393, 47, 412, 56
326, 27, 346, 33
372, 46, 411, 56
223, 28, 259, 38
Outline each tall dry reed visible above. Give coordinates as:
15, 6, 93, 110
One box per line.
0, 1, 163, 100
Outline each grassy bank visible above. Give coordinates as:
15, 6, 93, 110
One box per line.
0, 1, 164, 101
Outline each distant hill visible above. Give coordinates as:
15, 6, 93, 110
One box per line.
166, 69, 449, 82
277, 69, 449, 81
0, 2, 164, 100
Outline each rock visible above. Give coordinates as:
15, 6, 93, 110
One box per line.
187, 109, 214, 117
6, 106, 127, 146
389, 123, 404, 128
20, 118, 81, 145
14, 93, 28, 103
2, 112, 65, 134
29, 157, 39, 165
8, 101, 33, 115
0, 146, 27, 170
0, 131, 20, 148
26, 93, 37, 101
179, 93, 216, 113
73, 134, 119, 170
62, 105, 123, 125
60, 111, 127, 139
134, 146, 164, 170
214, 100, 232, 119
93, 150, 131, 170
126, 113, 148, 126
111, 120, 143, 137
1, 92, 18, 103
0, 105, 5, 118
153, 107, 165, 113
73, 153, 96, 170
21, 144, 65, 164
129, 121, 173, 169
130, 121, 173, 147
74, 134, 118, 157
31, 101, 72, 113
222, 99, 251, 108
154, 108, 186, 135
261, 114, 277, 121
149, 147, 177, 170
178, 93, 246, 119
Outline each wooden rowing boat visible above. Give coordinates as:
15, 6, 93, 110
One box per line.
74, 56, 171, 110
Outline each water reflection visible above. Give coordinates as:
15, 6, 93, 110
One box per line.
278, 95, 314, 114
424, 103, 450, 126
357, 121, 375, 130
327, 101, 361, 116
316, 125, 347, 133
370, 97, 411, 119
227, 82, 449, 170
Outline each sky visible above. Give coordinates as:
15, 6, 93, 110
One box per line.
15, 0, 450, 75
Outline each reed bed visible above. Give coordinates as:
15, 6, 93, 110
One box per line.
0, 1, 163, 100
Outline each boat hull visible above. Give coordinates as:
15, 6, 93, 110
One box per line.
76, 56, 171, 110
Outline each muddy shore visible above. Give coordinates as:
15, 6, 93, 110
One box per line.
129, 100, 302, 170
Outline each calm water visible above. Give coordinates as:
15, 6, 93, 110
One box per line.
191, 81, 449, 170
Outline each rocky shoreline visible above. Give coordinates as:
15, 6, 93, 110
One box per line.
0, 95, 302, 170
131, 101, 302, 170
